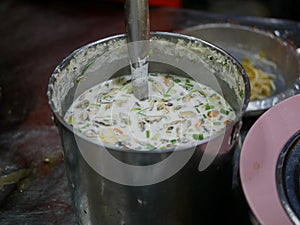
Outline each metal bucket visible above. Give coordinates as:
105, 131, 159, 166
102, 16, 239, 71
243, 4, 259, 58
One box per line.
47, 32, 250, 225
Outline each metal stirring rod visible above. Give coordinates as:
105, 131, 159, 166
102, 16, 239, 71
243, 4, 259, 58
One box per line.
125, 0, 150, 100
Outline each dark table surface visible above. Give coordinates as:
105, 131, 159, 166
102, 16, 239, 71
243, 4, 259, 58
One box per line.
0, 1, 299, 224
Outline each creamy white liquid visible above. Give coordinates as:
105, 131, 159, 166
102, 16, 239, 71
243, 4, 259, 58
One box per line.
64, 73, 236, 151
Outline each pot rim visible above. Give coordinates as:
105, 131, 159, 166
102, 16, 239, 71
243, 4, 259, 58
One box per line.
47, 31, 250, 153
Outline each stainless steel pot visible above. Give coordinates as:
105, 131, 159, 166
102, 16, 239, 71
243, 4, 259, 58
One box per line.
47, 32, 250, 225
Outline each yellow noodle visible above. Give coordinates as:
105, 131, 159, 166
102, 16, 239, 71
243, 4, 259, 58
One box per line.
241, 57, 276, 101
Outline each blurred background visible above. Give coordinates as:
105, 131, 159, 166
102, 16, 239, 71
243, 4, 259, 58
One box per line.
109, 0, 300, 21
185, 0, 299, 21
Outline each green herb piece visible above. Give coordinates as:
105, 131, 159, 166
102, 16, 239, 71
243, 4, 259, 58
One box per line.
137, 111, 146, 116
131, 107, 142, 111
239, 89, 244, 98
192, 134, 204, 141
146, 143, 156, 150
78, 123, 91, 132
185, 82, 194, 88
136, 107, 148, 117
205, 104, 211, 110
195, 107, 200, 113
220, 108, 230, 115
189, 89, 198, 93
68, 115, 75, 125
170, 139, 177, 144
146, 130, 150, 138
149, 73, 158, 76
164, 87, 175, 97
90, 103, 101, 107
174, 79, 181, 83
202, 114, 207, 119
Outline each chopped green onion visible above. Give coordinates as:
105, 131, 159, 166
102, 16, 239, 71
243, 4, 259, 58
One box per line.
203, 114, 207, 119
90, 103, 101, 107
146, 130, 150, 138
82, 123, 91, 129
137, 111, 146, 116
131, 107, 142, 111
220, 108, 230, 115
68, 115, 75, 125
189, 89, 198, 93
205, 104, 211, 110
185, 83, 194, 88
193, 134, 204, 141
170, 139, 177, 144
174, 79, 181, 83
195, 107, 200, 113
146, 143, 156, 150
164, 89, 173, 97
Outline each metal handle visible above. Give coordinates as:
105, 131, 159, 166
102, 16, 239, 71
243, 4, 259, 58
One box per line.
125, 0, 150, 100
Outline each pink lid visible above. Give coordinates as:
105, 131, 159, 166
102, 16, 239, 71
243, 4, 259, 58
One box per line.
240, 94, 300, 225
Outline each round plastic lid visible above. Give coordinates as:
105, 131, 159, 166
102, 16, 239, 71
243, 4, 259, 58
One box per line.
240, 94, 300, 225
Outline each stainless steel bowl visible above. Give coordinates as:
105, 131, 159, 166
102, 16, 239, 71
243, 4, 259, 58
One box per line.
181, 23, 300, 116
